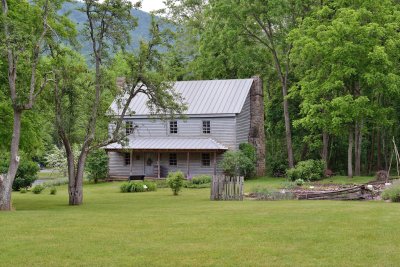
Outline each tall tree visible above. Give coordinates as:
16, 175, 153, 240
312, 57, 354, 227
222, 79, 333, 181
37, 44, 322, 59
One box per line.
291, 0, 400, 177
0, 0, 63, 210
51, 0, 185, 205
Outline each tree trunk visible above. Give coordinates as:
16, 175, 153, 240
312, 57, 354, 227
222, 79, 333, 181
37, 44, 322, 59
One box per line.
322, 131, 329, 168
354, 121, 362, 176
67, 151, 88, 206
0, 109, 22, 211
348, 128, 354, 178
377, 130, 382, 170
368, 130, 375, 174
282, 82, 294, 168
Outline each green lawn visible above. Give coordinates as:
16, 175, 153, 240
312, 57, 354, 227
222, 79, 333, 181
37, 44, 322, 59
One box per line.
1, 181, 400, 267
37, 170, 66, 180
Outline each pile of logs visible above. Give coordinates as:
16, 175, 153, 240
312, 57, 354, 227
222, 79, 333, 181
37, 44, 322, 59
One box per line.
296, 181, 388, 200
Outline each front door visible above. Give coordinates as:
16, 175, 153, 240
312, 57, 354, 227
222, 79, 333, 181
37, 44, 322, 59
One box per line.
145, 153, 155, 176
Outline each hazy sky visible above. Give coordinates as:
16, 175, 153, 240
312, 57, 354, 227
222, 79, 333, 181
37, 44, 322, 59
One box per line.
141, 0, 165, 12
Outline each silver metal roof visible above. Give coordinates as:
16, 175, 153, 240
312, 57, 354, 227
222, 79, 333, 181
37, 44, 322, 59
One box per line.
109, 78, 254, 116
104, 137, 228, 151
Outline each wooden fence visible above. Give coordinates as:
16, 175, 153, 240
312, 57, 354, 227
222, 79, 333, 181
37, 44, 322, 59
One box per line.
210, 175, 244, 201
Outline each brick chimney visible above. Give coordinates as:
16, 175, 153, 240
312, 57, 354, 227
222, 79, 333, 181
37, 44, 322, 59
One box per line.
249, 76, 266, 176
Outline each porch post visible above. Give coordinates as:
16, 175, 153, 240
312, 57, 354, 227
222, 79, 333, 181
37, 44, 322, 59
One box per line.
143, 152, 145, 175
157, 152, 160, 179
186, 152, 190, 178
130, 150, 133, 175
213, 151, 217, 176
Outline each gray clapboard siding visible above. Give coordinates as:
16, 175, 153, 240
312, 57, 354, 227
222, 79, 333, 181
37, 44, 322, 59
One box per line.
127, 117, 237, 150
108, 151, 224, 177
235, 92, 251, 148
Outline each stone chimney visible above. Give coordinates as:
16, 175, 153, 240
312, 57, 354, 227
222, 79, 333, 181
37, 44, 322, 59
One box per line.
249, 76, 266, 176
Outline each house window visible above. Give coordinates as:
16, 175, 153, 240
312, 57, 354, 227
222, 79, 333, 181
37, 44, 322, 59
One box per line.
124, 153, 131, 165
169, 153, 177, 166
201, 153, 211, 167
126, 121, 134, 135
202, 120, 211, 134
170, 121, 178, 134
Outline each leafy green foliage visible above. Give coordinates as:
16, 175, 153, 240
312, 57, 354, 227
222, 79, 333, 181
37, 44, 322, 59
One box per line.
239, 143, 257, 164
31, 184, 45, 194
166, 171, 185, 195
220, 151, 255, 178
50, 187, 57, 195
184, 175, 212, 188
191, 175, 211, 184
119, 181, 157, 193
286, 160, 325, 181
0, 154, 39, 191
382, 181, 400, 202
86, 149, 108, 183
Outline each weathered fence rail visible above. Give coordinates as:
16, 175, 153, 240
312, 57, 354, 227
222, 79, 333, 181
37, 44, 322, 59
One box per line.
297, 185, 370, 200
210, 175, 244, 201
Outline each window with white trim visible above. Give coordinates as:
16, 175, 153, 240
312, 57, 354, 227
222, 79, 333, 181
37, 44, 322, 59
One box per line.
169, 153, 177, 166
169, 121, 178, 134
202, 120, 211, 134
201, 153, 211, 167
125, 121, 134, 135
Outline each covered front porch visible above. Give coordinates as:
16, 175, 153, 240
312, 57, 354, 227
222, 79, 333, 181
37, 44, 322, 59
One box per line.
104, 137, 228, 179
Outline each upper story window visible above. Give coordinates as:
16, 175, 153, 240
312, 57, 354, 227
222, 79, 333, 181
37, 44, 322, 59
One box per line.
124, 153, 131, 165
169, 153, 177, 166
126, 121, 134, 135
170, 121, 178, 134
202, 120, 211, 134
201, 153, 211, 167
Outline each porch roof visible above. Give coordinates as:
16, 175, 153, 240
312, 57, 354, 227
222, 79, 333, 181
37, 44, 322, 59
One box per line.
103, 137, 228, 151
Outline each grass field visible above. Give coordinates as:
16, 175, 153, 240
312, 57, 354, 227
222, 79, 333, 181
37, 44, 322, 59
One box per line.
1, 179, 400, 267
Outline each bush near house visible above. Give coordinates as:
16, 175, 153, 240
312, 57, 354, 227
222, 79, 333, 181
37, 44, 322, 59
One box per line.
220, 151, 255, 178
166, 171, 185, 195
286, 160, 325, 181
184, 175, 212, 188
86, 149, 108, 183
120, 181, 157, 193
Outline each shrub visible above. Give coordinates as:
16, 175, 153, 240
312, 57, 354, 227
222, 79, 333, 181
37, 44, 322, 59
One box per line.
129, 182, 145, 192
120, 182, 131, 193
12, 160, 40, 191
191, 175, 212, 185
295, 179, 305, 186
120, 181, 157, 193
382, 181, 400, 202
32, 184, 45, 194
144, 181, 157, 191
166, 171, 185, 195
20, 188, 27, 194
239, 143, 257, 164
270, 159, 287, 177
184, 175, 212, 188
86, 149, 108, 183
50, 187, 57, 195
220, 151, 255, 178
286, 160, 325, 181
